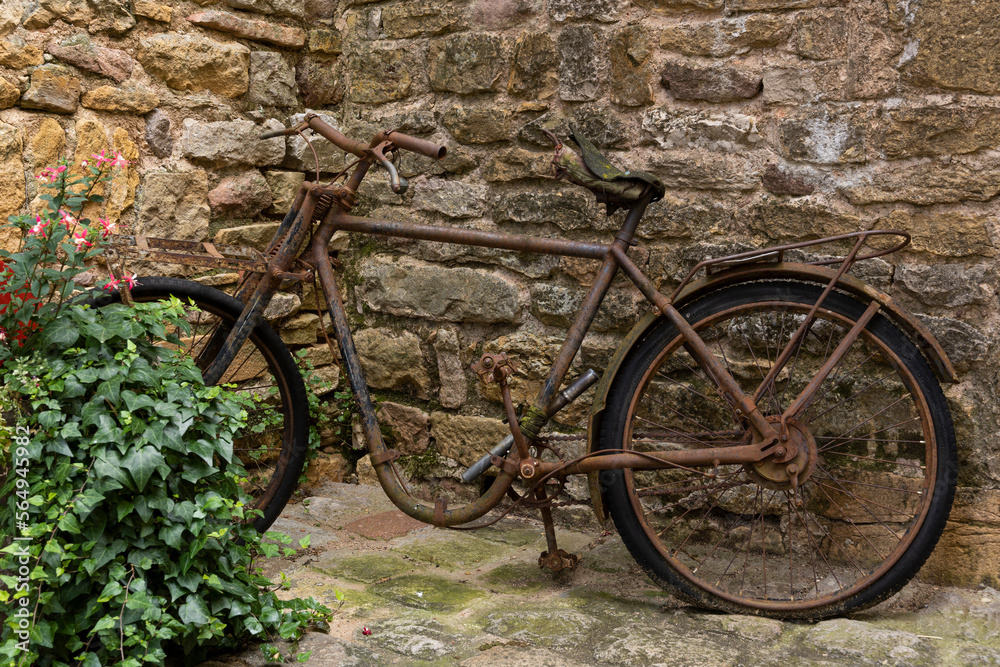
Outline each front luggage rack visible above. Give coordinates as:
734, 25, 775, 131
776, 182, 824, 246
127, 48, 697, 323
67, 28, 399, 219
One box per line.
106, 235, 268, 273
671, 230, 910, 301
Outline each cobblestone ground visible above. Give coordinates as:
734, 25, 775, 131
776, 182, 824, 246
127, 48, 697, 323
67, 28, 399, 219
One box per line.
199, 482, 1000, 667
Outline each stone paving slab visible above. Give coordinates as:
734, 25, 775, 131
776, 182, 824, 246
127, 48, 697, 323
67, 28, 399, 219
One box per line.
202, 483, 1000, 667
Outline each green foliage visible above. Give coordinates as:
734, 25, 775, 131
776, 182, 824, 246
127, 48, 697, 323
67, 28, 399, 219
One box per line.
0, 157, 331, 666
0, 156, 121, 361
293, 349, 357, 469
0, 302, 331, 666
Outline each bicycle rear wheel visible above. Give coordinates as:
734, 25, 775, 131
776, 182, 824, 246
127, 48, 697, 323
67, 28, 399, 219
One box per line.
599, 281, 956, 619
94, 276, 309, 532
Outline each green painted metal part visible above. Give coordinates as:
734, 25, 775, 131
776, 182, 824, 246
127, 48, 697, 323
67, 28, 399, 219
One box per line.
584, 262, 957, 524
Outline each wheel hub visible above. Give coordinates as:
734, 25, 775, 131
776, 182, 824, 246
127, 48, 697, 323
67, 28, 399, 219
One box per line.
744, 417, 817, 491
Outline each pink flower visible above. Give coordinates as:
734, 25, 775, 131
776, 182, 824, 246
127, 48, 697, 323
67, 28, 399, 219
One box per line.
29, 217, 48, 236
72, 228, 92, 250
111, 152, 129, 169
0, 327, 7, 343
55, 165, 66, 174
59, 211, 77, 227
91, 150, 109, 164
99, 218, 116, 237
122, 274, 139, 289
362, 627, 372, 636
103, 276, 120, 291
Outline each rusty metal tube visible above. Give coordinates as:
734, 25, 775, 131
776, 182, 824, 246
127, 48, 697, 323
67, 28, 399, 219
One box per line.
385, 130, 447, 159
309, 242, 516, 526
332, 213, 609, 259
536, 444, 766, 477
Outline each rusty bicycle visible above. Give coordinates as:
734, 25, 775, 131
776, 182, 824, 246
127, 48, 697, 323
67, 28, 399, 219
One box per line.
99, 114, 957, 620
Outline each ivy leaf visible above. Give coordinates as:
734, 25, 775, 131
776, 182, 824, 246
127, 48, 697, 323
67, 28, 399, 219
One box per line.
40, 322, 80, 349
123, 446, 165, 492
178, 595, 211, 626
92, 616, 116, 632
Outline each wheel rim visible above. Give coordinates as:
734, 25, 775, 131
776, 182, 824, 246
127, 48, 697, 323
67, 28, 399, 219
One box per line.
623, 300, 937, 613
135, 296, 297, 521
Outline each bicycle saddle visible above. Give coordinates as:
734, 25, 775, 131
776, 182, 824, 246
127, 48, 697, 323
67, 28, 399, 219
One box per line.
572, 125, 665, 200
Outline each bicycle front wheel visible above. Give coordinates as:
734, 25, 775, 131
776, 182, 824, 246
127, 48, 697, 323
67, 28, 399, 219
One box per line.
94, 277, 309, 532
599, 281, 956, 619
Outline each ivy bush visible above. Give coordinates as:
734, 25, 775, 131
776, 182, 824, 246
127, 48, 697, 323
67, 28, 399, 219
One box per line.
0, 156, 330, 665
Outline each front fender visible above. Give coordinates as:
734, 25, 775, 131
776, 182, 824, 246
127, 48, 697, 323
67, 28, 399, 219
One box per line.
584, 262, 957, 524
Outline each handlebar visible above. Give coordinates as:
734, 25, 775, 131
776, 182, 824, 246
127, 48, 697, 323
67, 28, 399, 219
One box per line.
258, 115, 447, 160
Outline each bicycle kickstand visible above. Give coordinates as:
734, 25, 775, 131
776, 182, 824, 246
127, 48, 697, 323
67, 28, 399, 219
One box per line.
472, 352, 580, 574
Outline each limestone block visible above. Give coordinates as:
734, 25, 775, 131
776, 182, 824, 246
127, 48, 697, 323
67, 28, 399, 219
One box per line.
180, 118, 285, 167
0, 121, 24, 220
642, 108, 760, 153
81, 86, 159, 114
481, 148, 551, 182
430, 413, 508, 467
106, 128, 139, 228
356, 255, 528, 324
46, 36, 134, 83
20, 65, 80, 114
894, 263, 994, 309
660, 14, 789, 57
221, 0, 304, 18
880, 107, 1000, 160
558, 25, 602, 102
308, 29, 342, 55
777, 106, 872, 164
0, 0, 21, 35
761, 165, 814, 196
249, 51, 298, 107
661, 60, 762, 103
428, 33, 505, 95
29, 118, 65, 175
304, 452, 349, 487
376, 402, 430, 455
0, 42, 44, 68
549, 0, 619, 22
215, 222, 280, 251
901, 0, 1000, 94
881, 210, 992, 258
738, 195, 860, 242
354, 328, 433, 399
412, 180, 488, 219
264, 170, 304, 215
508, 30, 557, 99
137, 171, 210, 241
633, 0, 722, 10
531, 284, 643, 333
794, 9, 847, 60
608, 24, 654, 107
133, 0, 172, 22
208, 171, 272, 219
651, 150, 760, 191
145, 109, 172, 159
349, 45, 412, 103
187, 10, 306, 49
382, 1, 466, 39
430, 329, 465, 409
840, 162, 1000, 206
0, 77, 17, 109
280, 313, 319, 345
442, 106, 511, 145
139, 33, 250, 97
262, 292, 300, 320
296, 56, 343, 108
492, 187, 597, 231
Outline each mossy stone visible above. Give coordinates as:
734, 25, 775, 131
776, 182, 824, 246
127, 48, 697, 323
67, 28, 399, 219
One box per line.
371, 574, 485, 612
314, 554, 415, 584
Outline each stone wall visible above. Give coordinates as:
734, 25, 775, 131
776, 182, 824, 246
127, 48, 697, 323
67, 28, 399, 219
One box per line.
0, 0, 998, 585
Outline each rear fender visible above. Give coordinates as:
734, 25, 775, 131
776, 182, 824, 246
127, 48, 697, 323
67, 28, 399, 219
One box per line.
585, 262, 957, 524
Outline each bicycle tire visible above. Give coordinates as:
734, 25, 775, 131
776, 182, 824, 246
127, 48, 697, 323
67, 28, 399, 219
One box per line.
598, 281, 957, 619
93, 277, 310, 533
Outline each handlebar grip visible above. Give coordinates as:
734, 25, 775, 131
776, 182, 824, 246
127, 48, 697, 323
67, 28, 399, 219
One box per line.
387, 131, 447, 160
259, 128, 288, 140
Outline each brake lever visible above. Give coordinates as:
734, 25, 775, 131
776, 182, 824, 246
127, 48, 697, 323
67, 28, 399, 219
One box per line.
371, 141, 408, 195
